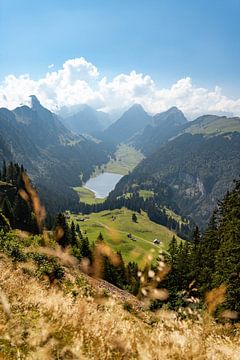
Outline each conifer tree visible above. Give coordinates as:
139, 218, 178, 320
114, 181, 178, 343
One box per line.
70, 221, 78, 247
212, 180, 240, 312
12, 193, 34, 232
97, 232, 104, 242
132, 213, 138, 223
80, 237, 92, 260
76, 223, 81, 233
55, 213, 71, 248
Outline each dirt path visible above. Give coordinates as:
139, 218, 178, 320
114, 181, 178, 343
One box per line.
95, 221, 159, 248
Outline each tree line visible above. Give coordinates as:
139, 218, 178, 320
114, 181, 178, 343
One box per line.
151, 180, 240, 315
1, 161, 239, 315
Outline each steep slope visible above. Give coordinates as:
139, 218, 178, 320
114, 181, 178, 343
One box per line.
1, 244, 239, 359
133, 107, 188, 155
110, 130, 240, 228
101, 104, 151, 144
0, 97, 112, 213
61, 105, 110, 134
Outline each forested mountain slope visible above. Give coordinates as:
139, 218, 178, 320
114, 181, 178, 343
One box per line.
0, 96, 112, 213
109, 132, 240, 227
132, 106, 187, 155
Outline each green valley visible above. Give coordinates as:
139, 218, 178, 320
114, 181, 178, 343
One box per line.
94, 144, 144, 176
67, 208, 183, 265
74, 144, 144, 204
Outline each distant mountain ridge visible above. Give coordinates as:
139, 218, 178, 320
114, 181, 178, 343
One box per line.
132, 106, 188, 155
107, 113, 240, 227
100, 104, 152, 144
61, 105, 111, 134
0, 96, 112, 212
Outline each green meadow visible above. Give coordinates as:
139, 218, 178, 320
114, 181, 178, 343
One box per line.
94, 144, 144, 176
68, 208, 183, 266
73, 186, 104, 204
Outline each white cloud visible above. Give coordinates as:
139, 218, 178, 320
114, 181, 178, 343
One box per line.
48, 64, 54, 69
0, 56, 240, 119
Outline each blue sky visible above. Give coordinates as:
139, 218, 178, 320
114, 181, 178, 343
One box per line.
1, 0, 239, 97
1, 0, 240, 118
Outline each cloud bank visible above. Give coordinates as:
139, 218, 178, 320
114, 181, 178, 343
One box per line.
0, 57, 240, 119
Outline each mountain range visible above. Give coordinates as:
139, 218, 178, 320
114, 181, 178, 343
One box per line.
0, 96, 239, 228
132, 106, 188, 155
60, 104, 111, 134
99, 104, 152, 144
107, 113, 240, 227
0, 96, 112, 212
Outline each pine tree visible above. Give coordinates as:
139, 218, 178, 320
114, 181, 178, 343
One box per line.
55, 213, 71, 248
80, 237, 92, 260
70, 221, 78, 247
165, 236, 179, 294
97, 232, 104, 242
212, 180, 240, 312
12, 193, 34, 232
132, 213, 138, 223
198, 212, 220, 294
76, 223, 81, 233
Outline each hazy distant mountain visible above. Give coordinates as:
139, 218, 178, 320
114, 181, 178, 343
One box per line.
0, 96, 112, 212
133, 106, 188, 155
101, 104, 151, 144
14, 95, 75, 147
60, 105, 111, 134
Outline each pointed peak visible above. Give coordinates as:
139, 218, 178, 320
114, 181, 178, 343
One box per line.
29, 95, 42, 109
167, 106, 181, 113
129, 103, 144, 110
125, 103, 147, 115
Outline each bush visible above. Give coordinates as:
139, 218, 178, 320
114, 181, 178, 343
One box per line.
0, 231, 27, 261
30, 252, 65, 282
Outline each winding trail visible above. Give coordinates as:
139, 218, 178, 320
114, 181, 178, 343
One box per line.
95, 221, 160, 248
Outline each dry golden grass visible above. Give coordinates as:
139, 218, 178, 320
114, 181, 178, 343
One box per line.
0, 253, 240, 360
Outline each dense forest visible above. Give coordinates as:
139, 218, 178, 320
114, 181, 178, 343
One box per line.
153, 179, 240, 314
109, 132, 240, 228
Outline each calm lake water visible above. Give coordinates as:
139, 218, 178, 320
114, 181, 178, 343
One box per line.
83, 172, 123, 198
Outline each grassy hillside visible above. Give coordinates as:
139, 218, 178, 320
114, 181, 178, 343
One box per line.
184, 116, 240, 136
68, 208, 182, 265
73, 186, 105, 204
0, 245, 240, 359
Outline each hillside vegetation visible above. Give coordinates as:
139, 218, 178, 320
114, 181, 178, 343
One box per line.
111, 132, 240, 227
0, 241, 240, 359
183, 115, 240, 136
0, 169, 240, 359
68, 208, 183, 264
0, 97, 112, 213
96, 144, 144, 176
73, 186, 105, 205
